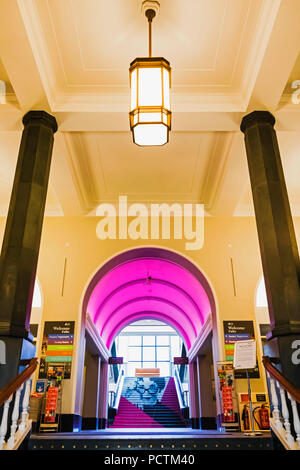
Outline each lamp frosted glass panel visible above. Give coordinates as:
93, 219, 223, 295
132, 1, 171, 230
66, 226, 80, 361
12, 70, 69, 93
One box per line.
134, 124, 168, 146
130, 68, 137, 111
163, 68, 170, 109
139, 112, 162, 123
138, 67, 162, 106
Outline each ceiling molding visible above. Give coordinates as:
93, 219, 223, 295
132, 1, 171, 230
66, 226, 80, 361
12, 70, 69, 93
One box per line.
200, 132, 235, 213
16, 0, 55, 107
63, 133, 99, 213
16, 0, 282, 114
240, 0, 281, 107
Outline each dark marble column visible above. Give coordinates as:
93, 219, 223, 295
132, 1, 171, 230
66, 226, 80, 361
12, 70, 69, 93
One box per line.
0, 110, 57, 389
241, 111, 300, 388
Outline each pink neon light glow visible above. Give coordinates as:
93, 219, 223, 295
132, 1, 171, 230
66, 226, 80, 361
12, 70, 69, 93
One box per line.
86, 254, 213, 350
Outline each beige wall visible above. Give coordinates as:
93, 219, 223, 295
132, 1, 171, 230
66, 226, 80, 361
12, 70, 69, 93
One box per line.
1, 215, 299, 415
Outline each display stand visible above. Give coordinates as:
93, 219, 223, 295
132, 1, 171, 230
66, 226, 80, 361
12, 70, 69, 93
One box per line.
233, 339, 262, 436
39, 379, 63, 432
243, 369, 262, 436
217, 362, 240, 431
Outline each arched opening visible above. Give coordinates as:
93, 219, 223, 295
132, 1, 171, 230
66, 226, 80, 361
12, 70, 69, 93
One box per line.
30, 278, 43, 345
255, 275, 271, 339
79, 247, 219, 430
254, 275, 271, 398
114, 319, 185, 377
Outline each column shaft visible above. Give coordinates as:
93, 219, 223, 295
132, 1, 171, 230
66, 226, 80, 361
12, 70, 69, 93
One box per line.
0, 110, 57, 389
241, 111, 300, 387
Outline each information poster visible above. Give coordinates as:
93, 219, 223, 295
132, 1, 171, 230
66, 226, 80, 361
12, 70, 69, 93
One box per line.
223, 321, 259, 378
38, 321, 75, 380
234, 340, 256, 370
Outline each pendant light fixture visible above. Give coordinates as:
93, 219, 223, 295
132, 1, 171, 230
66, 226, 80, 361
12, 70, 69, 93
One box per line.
129, 1, 171, 146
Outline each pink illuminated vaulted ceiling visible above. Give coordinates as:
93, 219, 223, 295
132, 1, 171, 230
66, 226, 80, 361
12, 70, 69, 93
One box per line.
84, 248, 215, 350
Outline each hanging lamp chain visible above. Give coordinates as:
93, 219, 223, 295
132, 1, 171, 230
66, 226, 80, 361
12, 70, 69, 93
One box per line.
145, 8, 156, 57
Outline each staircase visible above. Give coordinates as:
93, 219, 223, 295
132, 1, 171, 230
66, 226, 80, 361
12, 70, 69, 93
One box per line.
109, 377, 187, 428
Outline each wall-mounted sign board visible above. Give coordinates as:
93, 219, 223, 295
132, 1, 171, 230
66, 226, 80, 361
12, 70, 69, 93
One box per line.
38, 321, 75, 380
109, 357, 123, 365
223, 321, 259, 378
174, 357, 189, 365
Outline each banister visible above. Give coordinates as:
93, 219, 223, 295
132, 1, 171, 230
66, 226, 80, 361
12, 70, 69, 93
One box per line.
262, 356, 300, 403
113, 368, 125, 410
0, 358, 38, 407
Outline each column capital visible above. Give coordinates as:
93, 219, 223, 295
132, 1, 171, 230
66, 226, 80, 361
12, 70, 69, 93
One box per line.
240, 110, 275, 133
22, 110, 58, 134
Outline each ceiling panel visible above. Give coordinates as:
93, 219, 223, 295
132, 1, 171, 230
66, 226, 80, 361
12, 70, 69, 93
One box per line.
64, 130, 218, 208
27, 0, 270, 99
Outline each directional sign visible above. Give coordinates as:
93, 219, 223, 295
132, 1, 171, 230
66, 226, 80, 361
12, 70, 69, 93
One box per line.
109, 357, 123, 365
174, 357, 189, 365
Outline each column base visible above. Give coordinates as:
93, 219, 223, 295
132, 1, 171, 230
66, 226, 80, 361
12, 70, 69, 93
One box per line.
98, 418, 107, 429
59, 414, 82, 432
81, 417, 99, 431
199, 416, 217, 430
190, 417, 200, 429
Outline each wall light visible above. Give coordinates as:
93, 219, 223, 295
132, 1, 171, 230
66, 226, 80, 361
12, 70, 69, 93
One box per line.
129, 1, 171, 146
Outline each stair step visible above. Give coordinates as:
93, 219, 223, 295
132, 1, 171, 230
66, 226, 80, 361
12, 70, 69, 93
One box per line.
111, 376, 187, 429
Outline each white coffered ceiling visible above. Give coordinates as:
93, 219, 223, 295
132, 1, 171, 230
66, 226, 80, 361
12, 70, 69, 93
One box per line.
0, 0, 300, 216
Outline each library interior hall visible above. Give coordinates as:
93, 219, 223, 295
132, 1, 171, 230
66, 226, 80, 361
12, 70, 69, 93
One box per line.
0, 0, 300, 452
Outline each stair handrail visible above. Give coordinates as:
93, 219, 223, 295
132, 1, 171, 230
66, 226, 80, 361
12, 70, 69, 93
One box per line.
112, 366, 124, 409
0, 357, 38, 450
174, 366, 186, 409
262, 355, 300, 450
262, 356, 300, 403
0, 358, 38, 407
